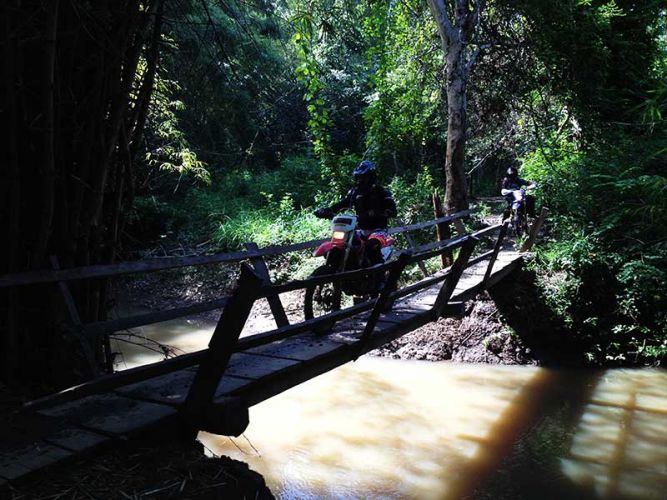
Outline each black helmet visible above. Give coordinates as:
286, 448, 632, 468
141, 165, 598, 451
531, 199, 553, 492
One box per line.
353, 160, 377, 191
353, 160, 377, 178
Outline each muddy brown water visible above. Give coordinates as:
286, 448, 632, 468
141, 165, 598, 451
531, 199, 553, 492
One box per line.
111, 311, 667, 499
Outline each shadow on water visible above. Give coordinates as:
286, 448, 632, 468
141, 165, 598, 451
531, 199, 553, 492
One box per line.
471, 368, 667, 500
199, 360, 666, 500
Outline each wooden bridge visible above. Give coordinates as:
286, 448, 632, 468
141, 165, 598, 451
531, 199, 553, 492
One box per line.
0, 208, 547, 485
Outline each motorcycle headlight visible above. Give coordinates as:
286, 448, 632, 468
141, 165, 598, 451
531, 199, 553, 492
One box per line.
332, 231, 347, 241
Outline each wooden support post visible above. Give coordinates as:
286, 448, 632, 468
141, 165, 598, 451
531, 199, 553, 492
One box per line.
50, 256, 99, 377
482, 222, 509, 287
355, 252, 412, 359
432, 192, 453, 267
396, 219, 428, 278
521, 207, 548, 252
453, 219, 467, 236
183, 264, 262, 439
245, 242, 289, 328
432, 238, 477, 318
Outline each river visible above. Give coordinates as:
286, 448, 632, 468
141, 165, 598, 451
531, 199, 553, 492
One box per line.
110, 313, 667, 499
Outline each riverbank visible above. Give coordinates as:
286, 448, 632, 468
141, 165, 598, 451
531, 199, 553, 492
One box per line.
371, 292, 537, 364
4, 440, 274, 499
373, 266, 582, 366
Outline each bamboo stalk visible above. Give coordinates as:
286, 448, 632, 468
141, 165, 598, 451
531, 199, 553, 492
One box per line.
34, 0, 60, 263
3, 0, 20, 383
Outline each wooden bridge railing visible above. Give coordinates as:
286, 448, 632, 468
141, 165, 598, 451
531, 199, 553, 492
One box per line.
181, 223, 515, 435
25, 220, 513, 415
0, 210, 474, 288
0, 209, 474, 369
183, 233, 481, 436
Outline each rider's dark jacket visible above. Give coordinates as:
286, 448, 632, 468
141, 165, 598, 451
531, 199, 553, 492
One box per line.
501, 175, 529, 192
329, 185, 397, 230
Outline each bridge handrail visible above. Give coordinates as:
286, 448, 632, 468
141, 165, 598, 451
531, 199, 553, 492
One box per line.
23, 224, 506, 411
0, 209, 474, 288
83, 297, 230, 336
80, 226, 493, 337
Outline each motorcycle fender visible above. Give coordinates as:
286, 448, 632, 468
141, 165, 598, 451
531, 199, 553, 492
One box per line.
368, 232, 395, 247
313, 241, 339, 257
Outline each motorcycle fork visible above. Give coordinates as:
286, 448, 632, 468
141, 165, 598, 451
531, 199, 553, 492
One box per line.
325, 243, 350, 272
340, 238, 353, 272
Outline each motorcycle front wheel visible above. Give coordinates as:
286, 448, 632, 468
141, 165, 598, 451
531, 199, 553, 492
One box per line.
511, 209, 525, 237
304, 264, 342, 320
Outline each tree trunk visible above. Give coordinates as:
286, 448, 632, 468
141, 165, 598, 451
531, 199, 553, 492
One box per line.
427, 0, 486, 214
444, 43, 469, 213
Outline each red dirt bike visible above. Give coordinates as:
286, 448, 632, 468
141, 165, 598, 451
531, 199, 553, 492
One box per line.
304, 213, 395, 319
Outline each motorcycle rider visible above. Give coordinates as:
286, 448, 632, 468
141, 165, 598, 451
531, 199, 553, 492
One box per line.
501, 166, 536, 218
314, 160, 397, 265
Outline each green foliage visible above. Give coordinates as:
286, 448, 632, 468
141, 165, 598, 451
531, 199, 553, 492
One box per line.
510, 0, 664, 127
160, 0, 305, 175
521, 14, 667, 364
292, 8, 333, 168
169, 154, 324, 246
389, 166, 438, 223
214, 195, 328, 250
141, 63, 210, 186
362, 0, 444, 168
527, 126, 667, 365
204, 158, 438, 251
522, 134, 667, 254
123, 0, 667, 368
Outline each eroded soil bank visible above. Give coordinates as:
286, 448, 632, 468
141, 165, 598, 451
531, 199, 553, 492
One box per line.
4, 440, 274, 499
372, 267, 581, 366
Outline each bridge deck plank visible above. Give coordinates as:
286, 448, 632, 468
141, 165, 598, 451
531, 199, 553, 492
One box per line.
37, 393, 177, 436
216, 335, 356, 407
0, 422, 75, 479
45, 428, 109, 452
245, 335, 345, 361
224, 352, 301, 380
0, 451, 43, 480
0, 441, 71, 478
0, 412, 109, 479
116, 369, 250, 406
